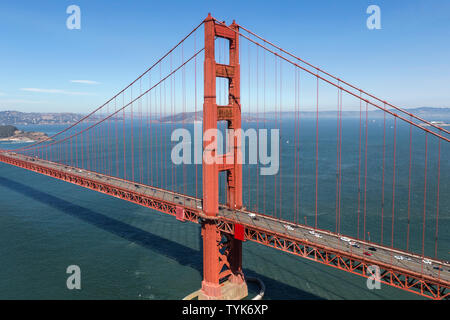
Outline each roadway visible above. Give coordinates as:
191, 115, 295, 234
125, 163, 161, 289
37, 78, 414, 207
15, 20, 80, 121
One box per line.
222, 209, 450, 282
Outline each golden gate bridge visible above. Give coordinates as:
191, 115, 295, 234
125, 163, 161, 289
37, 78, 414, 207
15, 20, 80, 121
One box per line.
0, 14, 449, 300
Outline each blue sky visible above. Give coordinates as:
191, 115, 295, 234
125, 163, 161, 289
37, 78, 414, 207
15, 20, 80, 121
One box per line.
0, 0, 449, 113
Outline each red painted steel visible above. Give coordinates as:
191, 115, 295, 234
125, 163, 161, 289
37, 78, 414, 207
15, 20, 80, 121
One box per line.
201, 13, 221, 299
176, 206, 185, 222
200, 14, 245, 299
234, 224, 245, 241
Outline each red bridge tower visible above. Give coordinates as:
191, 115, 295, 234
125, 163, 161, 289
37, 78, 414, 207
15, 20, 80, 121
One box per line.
199, 14, 248, 300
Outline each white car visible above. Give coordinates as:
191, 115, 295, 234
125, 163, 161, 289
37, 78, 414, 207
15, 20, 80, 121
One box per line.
248, 213, 256, 219
314, 233, 323, 239
394, 255, 404, 260
423, 259, 432, 265
340, 237, 351, 242
284, 224, 294, 231
309, 231, 316, 235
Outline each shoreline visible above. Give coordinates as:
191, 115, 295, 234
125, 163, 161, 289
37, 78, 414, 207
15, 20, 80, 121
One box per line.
0, 138, 43, 143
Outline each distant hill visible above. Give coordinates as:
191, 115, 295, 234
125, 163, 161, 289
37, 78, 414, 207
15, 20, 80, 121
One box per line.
0, 111, 86, 125
379, 107, 450, 119
0, 124, 48, 142
159, 107, 450, 123
0, 125, 18, 138
159, 111, 202, 123
257, 107, 450, 120
1, 107, 448, 126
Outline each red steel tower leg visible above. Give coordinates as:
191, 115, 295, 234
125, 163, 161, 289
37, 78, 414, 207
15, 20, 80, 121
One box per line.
199, 14, 247, 300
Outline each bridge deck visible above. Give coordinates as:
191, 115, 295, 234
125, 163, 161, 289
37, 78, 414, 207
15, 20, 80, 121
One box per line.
222, 209, 450, 282
1, 151, 449, 297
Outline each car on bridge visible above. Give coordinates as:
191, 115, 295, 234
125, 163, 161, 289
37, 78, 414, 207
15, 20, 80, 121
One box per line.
283, 224, 295, 231
349, 242, 360, 248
